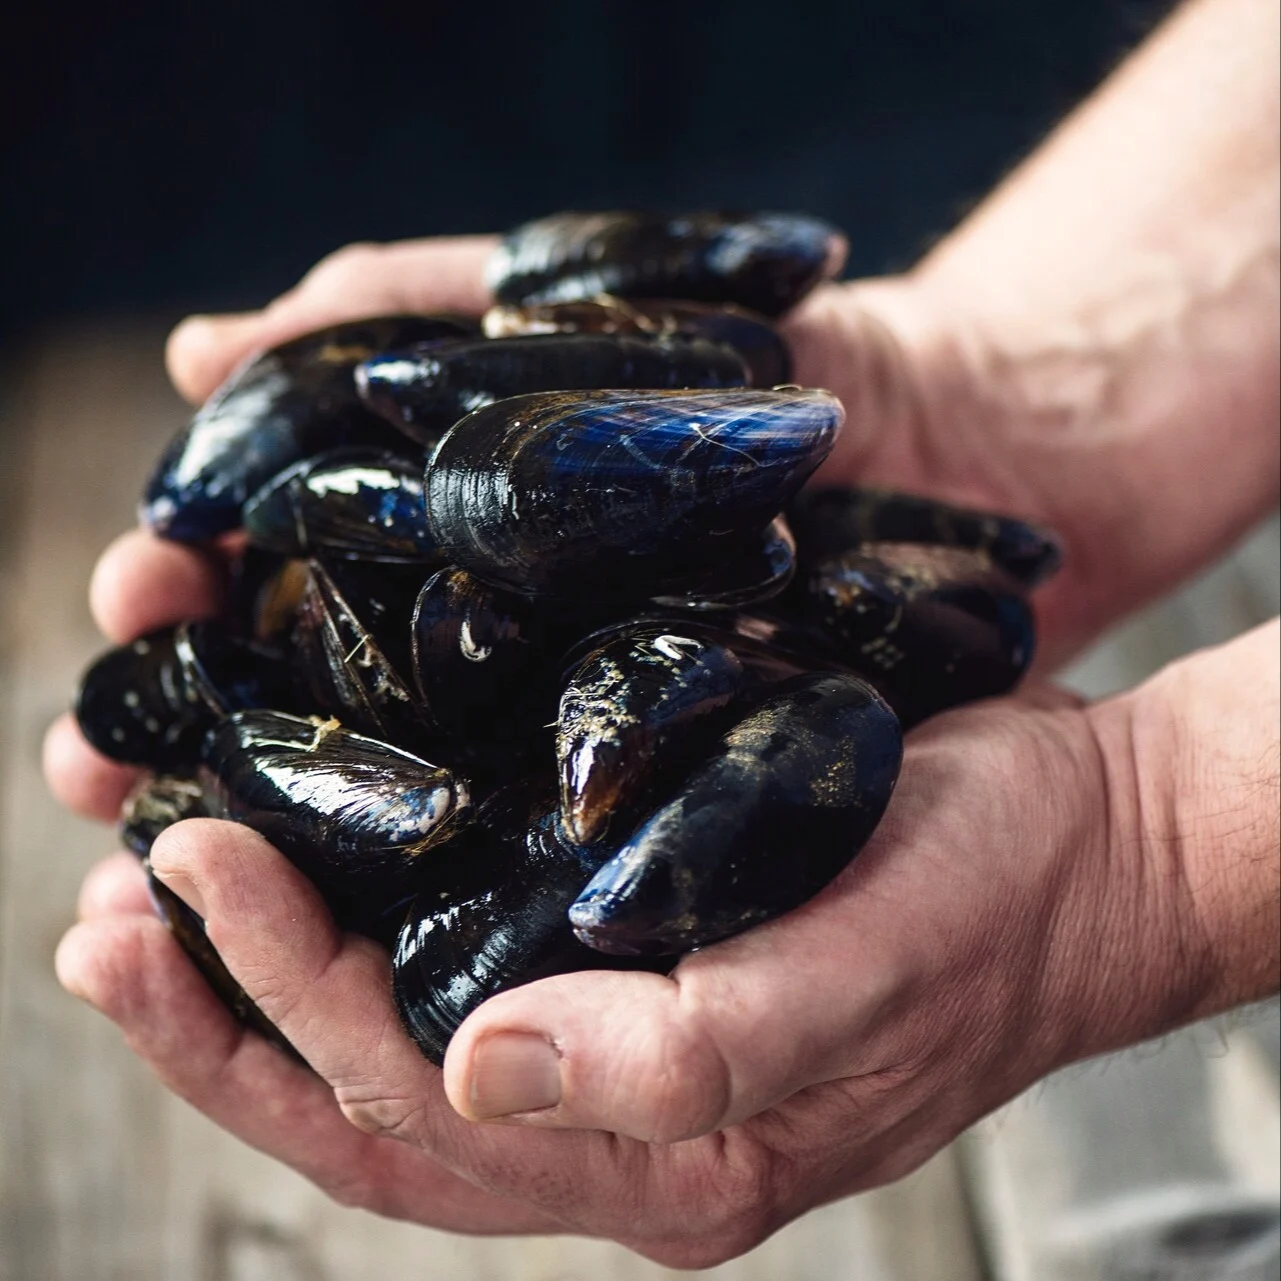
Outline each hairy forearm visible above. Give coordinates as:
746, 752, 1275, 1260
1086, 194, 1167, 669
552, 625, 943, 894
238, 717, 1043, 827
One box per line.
1089, 618, 1280, 1043
914, 0, 1279, 642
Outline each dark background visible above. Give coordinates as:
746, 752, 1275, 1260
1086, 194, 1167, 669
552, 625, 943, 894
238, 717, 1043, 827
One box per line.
1, 1, 1175, 342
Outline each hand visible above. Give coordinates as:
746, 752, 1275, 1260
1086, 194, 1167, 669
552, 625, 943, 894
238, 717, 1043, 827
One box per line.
58, 686, 1197, 1266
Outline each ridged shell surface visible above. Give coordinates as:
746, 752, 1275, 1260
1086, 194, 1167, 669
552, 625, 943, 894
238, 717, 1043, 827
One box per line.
802, 542, 1035, 728
357, 333, 748, 447
424, 387, 842, 598
487, 212, 846, 318
569, 673, 902, 955
141, 315, 474, 541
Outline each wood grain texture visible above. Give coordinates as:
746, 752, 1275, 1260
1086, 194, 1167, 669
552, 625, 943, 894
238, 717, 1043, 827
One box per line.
0, 327, 984, 1281
965, 1005, 1281, 1281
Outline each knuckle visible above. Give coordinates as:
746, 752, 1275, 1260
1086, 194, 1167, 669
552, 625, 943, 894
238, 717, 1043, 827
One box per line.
335, 1084, 424, 1142
631, 1026, 733, 1143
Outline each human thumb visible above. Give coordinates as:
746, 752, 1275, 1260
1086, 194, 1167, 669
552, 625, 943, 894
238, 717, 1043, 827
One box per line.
440, 900, 901, 1144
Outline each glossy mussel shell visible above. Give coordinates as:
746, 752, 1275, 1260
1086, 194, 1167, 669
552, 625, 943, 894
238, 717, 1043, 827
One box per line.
74, 620, 299, 770
801, 542, 1035, 728
243, 448, 440, 564
293, 559, 434, 750
424, 387, 842, 599
486, 211, 846, 318
391, 778, 665, 1066
141, 314, 476, 541
556, 620, 816, 846
787, 486, 1063, 589
357, 333, 748, 447
481, 296, 792, 388
569, 672, 903, 956
201, 711, 470, 930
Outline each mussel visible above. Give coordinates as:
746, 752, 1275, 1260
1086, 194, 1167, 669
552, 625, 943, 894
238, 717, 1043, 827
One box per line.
798, 542, 1035, 728
142, 315, 476, 541
75, 620, 300, 769
481, 295, 792, 388
424, 387, 842, 599
487, 211, 846, 318
391, 778, 665, 1066
357, 332, 749, 447
570, 673, 902, 956
201, 710, 470, 934
243, 448, 441, 564
788, 487, 1063, 588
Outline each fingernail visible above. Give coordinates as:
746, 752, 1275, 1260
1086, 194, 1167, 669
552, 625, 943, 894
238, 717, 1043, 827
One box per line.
469, 1031, 562, 1120
151, 867, 206, 920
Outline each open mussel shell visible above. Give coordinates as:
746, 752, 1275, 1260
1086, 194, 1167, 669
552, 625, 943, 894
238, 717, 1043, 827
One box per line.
143, 858, 298, 1057
120, 774, 207, 857
486, 211, 846, 318
75, 620, 300, 769
357, 333, 748, 447
425, 387, 842, 599
391, 777, 667, 1066
141, 314, 476, 542
787, 486, 1063, 589
293, 559, 435, 749
569, 672, 902, 956
800, 542, 1035, 728
482, 296, 792, 388
201, 711, 470, 930
243, 448, 440, 564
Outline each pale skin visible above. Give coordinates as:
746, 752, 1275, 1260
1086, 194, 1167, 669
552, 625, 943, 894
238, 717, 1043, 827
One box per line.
44, 0, 1279, 1266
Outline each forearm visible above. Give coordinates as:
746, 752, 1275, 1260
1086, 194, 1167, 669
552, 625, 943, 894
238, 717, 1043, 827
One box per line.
917, 0, 1279, 639
1086, 617, 1280, 1048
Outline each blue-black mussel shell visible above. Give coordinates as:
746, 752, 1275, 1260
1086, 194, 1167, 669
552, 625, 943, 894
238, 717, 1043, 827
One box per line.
141, 314, 475, 541
798, 542, 1036, 728
391, 777, 669, 1066
424, 387, 842, 599
481, 295, 792, 388
74, 620, 302, 770
487, 211, 846, 318
243, 447, 441, 564
787, 486, 1063, 589
555, 618, 821, 846
357, 332, 748, 447
201, 710, 470, 937
569, 672, 902, 956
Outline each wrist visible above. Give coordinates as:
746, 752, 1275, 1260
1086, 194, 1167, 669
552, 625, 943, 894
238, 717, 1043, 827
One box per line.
1084, 621, 1281, 1040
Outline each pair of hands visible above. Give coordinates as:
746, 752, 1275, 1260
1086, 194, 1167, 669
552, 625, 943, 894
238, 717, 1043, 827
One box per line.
42, 237, 1247, 1265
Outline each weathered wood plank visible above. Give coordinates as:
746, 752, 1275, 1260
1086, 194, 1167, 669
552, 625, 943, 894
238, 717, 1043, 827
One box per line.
964, 1004, 1281, 1281
0, 326, 982, 1281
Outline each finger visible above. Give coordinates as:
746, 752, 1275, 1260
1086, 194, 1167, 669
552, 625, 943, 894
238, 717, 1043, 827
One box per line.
43, 713, 141, 822
77, 852, 153, 920
167, 235, 499, 404
90, 528, 224, 643
54, 908, 560, 1234
147, 819, 809, 1258
148, 819, 473, 1124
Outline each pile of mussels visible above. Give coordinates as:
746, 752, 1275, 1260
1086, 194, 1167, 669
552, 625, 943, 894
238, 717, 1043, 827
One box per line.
74, 211, 1062, 1064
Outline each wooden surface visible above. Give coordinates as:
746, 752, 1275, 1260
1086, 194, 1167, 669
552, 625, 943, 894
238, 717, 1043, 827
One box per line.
0, 326, 1276, 1281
